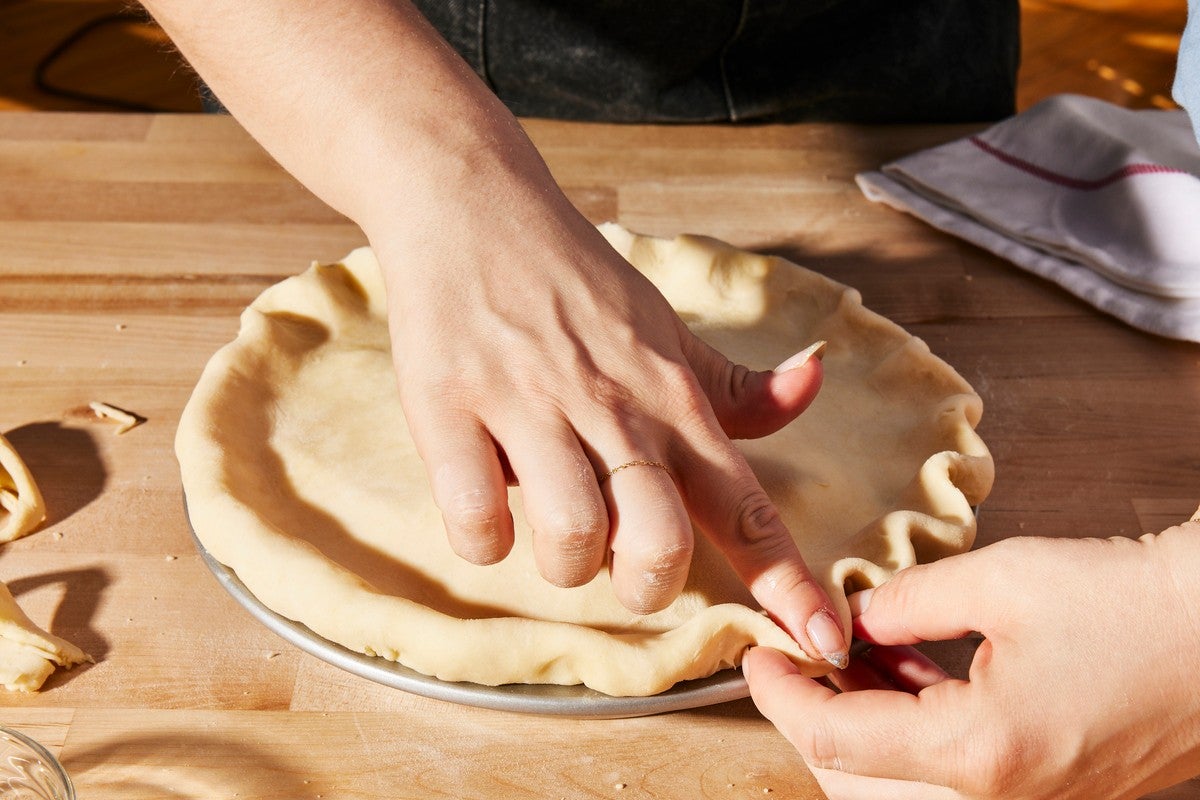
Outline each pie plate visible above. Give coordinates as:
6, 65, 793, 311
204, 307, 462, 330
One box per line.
177, 228, 993, 714
187, 504, 749, 719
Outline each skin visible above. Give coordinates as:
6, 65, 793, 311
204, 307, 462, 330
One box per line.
141, 3, 1200, 792
139, 0, 848, 665
745, 517, 1200, 799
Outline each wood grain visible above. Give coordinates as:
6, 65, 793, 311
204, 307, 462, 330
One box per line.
0, 1, 201, 113
0, 112, 1197, 799
1020, 0, 1187, 111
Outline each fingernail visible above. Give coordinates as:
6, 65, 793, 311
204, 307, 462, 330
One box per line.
848, 588, 874, 618
773, 340, 827, 373
805, 609, 849, 670
740, 649, 753, 681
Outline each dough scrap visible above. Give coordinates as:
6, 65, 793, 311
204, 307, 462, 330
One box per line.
176, 225, 994, 697
0, 433, 92, 690
89, 401, 144, 435
0, 581, 92, 692
0, 432, 46, 543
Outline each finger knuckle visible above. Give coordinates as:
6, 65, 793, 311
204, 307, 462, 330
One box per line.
578, 357, 715, 439
536, 503, 608, 550
619, 536, 693, 608
797, 719, 845, 772
625, 557, 692, 614
443, 490, 506, 538
733, 489, 788, 547
641, 540, 694, 578
401, 368, 469, 410
661, 356, 703, 391
760, 563, 824, 603
676, 352, 739, 422
632, 355, 713, 424
619, 510, 692, 562
666, 373, 718, 427
578, 370, 639, 417
722, 360, 753, 408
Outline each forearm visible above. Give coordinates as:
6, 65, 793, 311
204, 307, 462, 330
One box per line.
1122, 518, 1200, 797
142, 0, 846, 653
141, 0, 559, 245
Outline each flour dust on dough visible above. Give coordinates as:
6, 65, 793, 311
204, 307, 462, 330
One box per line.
176, 225, 994, 697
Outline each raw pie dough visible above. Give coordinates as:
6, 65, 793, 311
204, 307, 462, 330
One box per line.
0, 581, 91, 692
176, 225, 994, 697
0, 432, 46, 543
0, 433, 91, 690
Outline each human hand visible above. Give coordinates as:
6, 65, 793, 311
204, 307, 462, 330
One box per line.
371, 175, 848, 666
141, 0, 848, 666
745, 520, 1200, 799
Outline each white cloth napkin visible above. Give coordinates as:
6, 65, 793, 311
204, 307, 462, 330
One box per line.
856, 94, 1200, 343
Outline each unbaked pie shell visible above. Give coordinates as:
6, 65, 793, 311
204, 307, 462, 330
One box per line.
176, 225, 993, 697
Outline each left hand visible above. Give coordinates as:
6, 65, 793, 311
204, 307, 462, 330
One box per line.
744, 520, 1200, 800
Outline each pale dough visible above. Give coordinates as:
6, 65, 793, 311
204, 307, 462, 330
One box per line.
88, 401, 143, 435
0, 581, 91, 692
176, 225, 994, 697
0, 434, 91, 690
0, 432, 45, 543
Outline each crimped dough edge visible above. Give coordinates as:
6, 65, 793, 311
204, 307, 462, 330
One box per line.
176, 225, 993, 697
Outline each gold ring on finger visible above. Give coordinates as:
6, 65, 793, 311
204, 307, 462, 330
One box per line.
598, 459, 671, 484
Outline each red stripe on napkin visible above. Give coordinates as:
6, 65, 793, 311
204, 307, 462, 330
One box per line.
968, 136, 1191, 190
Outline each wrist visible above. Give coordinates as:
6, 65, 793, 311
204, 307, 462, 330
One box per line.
357, 128, 571, 257
351, 86, 563, 236
1149, 520, 1200, 666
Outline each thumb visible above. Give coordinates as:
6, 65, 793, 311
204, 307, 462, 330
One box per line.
745, 645, 970, 788
680, 330, 825, 440
851, 550, 997, 647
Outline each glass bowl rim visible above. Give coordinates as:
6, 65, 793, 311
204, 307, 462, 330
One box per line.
0, 725, 75, 800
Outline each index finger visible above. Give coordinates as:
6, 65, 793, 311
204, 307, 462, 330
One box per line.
674, 428, 847, 668
744, 646, 971, 786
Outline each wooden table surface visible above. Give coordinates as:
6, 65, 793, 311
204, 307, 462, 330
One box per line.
1, 112, 1197, 800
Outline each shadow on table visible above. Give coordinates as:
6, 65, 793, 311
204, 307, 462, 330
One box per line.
6, 566, 112, 679
4, 421, 106, 528
65, 732, 323, 799
2, 423, 109, 687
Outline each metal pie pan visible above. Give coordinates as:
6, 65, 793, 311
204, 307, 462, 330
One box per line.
188, 515, 749, 719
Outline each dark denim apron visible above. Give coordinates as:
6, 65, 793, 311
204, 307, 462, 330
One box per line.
413, 0, 1020, 122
